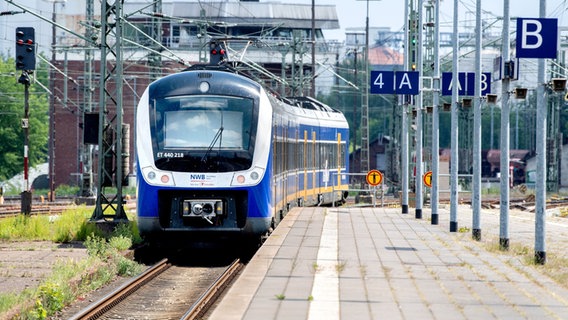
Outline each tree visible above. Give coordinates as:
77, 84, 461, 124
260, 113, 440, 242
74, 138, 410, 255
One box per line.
319, 57, 394, 152
0, 54, 49, 182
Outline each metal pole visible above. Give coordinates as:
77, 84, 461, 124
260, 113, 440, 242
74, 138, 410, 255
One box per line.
472, 0, 482, 240
281, 50, 287, 96
535, 0, 547, 265
311, 0, 316, 97
515, 106, 519, 149
80, 0, 95, 199
401, 0, 410, 214
415, 0, 424, 219
354, 49, 358, 155
431, 0, 440, 224
19, 71, 32, 215
91, 0, 128, 222
490, 103, 494, 150
500, 0, 511, 250
450, 0, 459, 232
24, 83, 29, 193
49, 0, 56, 202
361, 0, 370, 173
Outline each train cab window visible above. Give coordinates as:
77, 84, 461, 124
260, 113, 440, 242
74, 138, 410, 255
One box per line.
150, 95, 257, 172
163, 109, 246, 149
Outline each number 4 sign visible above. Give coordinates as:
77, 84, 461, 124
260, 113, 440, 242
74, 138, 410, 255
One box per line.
370, 71, 419, 95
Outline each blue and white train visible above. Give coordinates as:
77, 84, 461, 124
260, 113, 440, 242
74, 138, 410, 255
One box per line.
136, 66, 349, 242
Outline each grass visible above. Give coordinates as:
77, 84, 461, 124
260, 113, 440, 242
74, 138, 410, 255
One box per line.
335, 260, 347, 274
484, 239, 568, 290
1, 184, 137, 199
0, 206, 142, 244
0, 207, 143, 319
311, 262, 321, 273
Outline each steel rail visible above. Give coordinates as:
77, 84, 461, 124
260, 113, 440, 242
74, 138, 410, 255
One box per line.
181, 258, 244, 320
69, 258, 170, 320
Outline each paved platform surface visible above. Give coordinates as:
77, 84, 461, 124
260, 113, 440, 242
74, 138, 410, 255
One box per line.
210, 205, 568, 320
0, 241, 88, 295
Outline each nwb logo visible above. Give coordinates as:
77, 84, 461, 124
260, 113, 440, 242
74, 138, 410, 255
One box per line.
191, 174, 205, 179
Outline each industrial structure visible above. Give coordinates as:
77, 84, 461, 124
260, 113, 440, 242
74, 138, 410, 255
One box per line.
3, 0, 568, 222
3, 0, 357, 202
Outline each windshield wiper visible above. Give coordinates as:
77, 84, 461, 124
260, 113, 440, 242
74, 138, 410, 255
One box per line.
201, 126, 224, 163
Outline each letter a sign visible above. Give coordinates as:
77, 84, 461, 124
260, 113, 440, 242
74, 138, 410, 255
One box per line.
370, 71, 419, 95
516, 18, 557, 59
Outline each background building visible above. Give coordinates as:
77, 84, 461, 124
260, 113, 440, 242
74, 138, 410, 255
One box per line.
46, 0, 340, 190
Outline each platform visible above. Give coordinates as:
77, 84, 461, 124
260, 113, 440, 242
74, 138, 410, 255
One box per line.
209, 205, 568, 319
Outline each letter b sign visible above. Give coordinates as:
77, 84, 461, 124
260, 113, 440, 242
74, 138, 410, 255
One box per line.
516, 18, 557, 59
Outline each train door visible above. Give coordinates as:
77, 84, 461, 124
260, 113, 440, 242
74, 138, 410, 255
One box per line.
302, 129, 308, 205
311, 130, 317, 204
293, 127, 299, 205
272, 117, 277, 218
282, 123, 288, 212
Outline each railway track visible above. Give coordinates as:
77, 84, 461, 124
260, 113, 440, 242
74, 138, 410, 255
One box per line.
69, 258, 243, 320
0, 197, 136, 218
0, 195, 79, 218
0, 204, 70, 217
2, 193, 567, 219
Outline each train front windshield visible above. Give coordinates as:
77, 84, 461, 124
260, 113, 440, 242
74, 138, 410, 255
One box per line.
150, 95, 257, 172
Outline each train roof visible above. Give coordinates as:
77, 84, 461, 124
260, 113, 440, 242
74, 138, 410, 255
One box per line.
184, 64, 342, 114
284, 96, 339, 113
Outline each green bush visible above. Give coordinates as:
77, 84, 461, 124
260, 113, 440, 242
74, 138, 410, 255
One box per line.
109, 235, 132, 252
115, 257, 141, 277
37, 282, 65, 315
84, 234, 109, 258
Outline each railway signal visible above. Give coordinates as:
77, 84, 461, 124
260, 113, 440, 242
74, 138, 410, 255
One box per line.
15, 27, 36, 71
209, 41, 228, 65
14, 27, 35, 215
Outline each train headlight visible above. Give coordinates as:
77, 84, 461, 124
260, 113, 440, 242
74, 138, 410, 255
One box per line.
231, 167, 264, 186
142, 167, 174, 186
199, 81, 210, 93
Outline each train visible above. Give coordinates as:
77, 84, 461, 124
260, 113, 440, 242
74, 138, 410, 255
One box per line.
135, 64, 350, 243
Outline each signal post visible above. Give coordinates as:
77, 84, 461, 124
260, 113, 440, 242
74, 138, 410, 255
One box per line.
15, 27, 36, 215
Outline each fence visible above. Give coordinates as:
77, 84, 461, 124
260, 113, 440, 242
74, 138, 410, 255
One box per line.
331, 172, 388, 208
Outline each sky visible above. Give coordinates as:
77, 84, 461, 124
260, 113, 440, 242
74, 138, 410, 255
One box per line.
284, 0, 568, 41
2, 0, 568, 52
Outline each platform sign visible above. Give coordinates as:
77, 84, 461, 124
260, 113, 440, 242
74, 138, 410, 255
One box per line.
516, 18, 558, 59
441, 72, 467, 96
396, 71, 419, 95
493, 57, 520, 81
370, 71, 395, 94
441, 72, 491, 96
366, 169, 383, 186
370, 71, 419, 95
423, 171, 432, 188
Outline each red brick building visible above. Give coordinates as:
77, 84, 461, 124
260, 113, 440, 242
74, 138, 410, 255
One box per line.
51, 60, 183, 188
